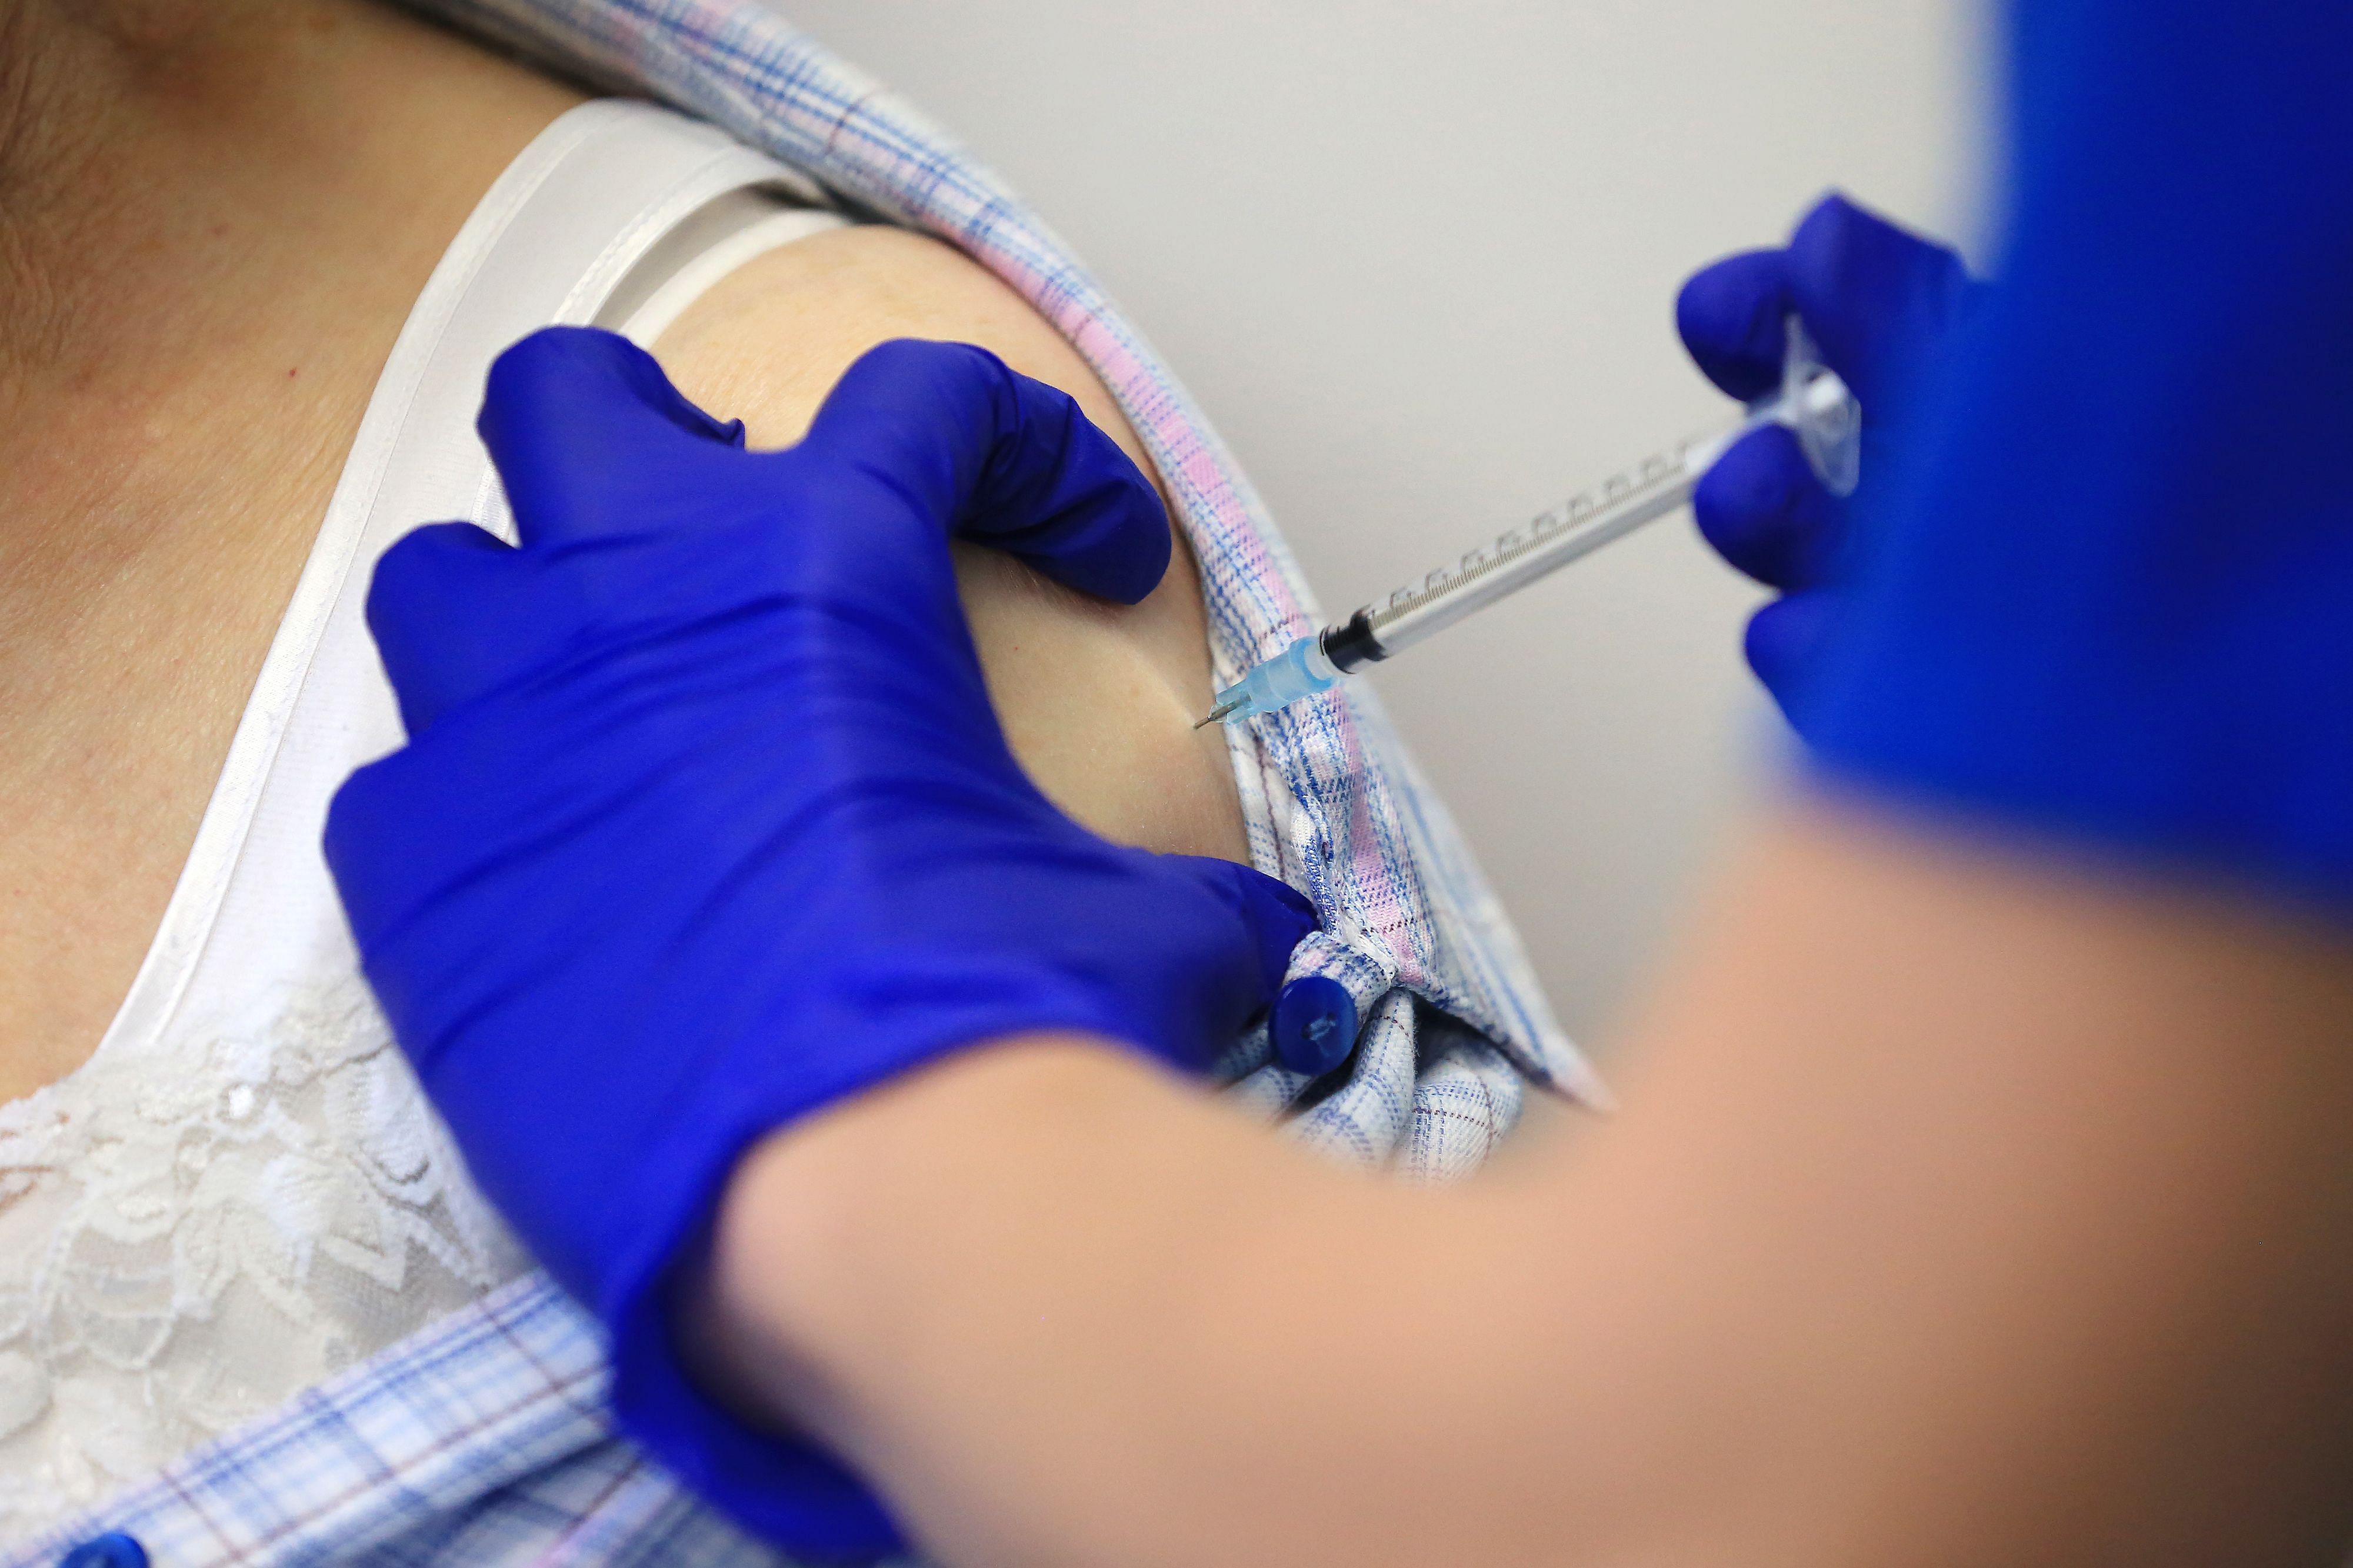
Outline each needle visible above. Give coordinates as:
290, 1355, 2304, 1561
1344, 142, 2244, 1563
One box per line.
1193, 700, 1242, 729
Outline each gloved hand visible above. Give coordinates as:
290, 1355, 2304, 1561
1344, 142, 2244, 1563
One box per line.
1803, 0, 2353, 911
324, 328, 1317, 1559
1676, 193, 1979, 723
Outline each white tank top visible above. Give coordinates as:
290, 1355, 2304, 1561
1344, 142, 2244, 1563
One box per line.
0, 100, 846, 1540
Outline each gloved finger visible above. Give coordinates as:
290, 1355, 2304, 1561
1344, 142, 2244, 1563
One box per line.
1161, 856, 1319, 1002
477, 327, 749, 547
1784, 192, 1977, 413
1219, 861, 1321, 999
799, 338, 1172, 606
1692, 424, 1844, 591
1676, 248, 1794, 402
1744, 588, 1839, 719
367, 522, 564, 735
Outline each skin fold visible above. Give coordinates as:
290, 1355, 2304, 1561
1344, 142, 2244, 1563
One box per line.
0, 0, 1242, 1103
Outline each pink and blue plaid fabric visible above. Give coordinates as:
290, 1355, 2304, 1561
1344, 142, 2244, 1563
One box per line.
9, 2, 1600, 1560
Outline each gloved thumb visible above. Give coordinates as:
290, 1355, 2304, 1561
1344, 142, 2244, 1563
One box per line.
1179, 857, 1320, 1004
478, 327, 749, 546
1677, 247, 1794, 404
1678, 195, 1977, 416
799, 338, 1174, 605
1114, 853, 1317, 1073
1784, 193, 1978, 413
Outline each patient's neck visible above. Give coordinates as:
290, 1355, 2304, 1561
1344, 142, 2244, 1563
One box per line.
0, 2, 580, 576
0, 0, 580, 1097
1, 1, 573, 421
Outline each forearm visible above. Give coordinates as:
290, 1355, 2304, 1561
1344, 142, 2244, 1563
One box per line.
695, 798, 2353, 1567
1585, 796, 2353, 1564
693, 1040, 1528, 1567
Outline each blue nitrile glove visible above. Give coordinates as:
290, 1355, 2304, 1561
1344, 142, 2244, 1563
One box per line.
1676, 194, 1979, 723
1802, 0, 2353, 910
324, 328, 1317, 1559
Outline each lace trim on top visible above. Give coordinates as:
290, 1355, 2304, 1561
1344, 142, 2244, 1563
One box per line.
0, 101, 810, 1543
0, 977, 524, 1526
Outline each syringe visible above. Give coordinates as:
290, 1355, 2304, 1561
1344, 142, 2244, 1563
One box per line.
1197, 318, 1861, 728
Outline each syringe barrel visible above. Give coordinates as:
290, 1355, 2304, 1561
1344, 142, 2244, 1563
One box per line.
1339, 326, 1855, 665
1350, 445, 1707, 660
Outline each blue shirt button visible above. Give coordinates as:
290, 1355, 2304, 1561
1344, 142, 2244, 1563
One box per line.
59, 1534, 147, 1568
1272, 975, 1359, 1076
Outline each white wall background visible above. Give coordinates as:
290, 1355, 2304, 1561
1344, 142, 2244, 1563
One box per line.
776, 1, 1992, 1049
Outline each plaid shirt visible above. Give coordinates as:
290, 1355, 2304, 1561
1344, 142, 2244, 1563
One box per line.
10, 2, 1600, 1562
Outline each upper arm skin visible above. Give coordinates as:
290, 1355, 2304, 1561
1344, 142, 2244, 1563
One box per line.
650, 224, 1248, 866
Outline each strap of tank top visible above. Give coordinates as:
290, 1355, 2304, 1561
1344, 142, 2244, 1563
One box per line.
98, 97, 844, 1066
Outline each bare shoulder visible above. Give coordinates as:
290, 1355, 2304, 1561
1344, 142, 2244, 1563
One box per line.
652, 226, 1115, 453
652, 225, 1248, 864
